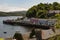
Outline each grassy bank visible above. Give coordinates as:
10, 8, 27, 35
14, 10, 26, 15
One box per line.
46, 35, 60, 40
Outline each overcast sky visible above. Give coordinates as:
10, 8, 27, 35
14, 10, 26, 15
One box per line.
0, 0, 60, 12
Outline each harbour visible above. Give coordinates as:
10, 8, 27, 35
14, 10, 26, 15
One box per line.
0, 16, 31, 38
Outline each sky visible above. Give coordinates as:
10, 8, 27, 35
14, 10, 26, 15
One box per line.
0, 0, 60, 12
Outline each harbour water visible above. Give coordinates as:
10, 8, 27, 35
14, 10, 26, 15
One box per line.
0, 16, 31, 38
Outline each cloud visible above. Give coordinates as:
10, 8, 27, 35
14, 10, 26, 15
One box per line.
0, 4, 28, 12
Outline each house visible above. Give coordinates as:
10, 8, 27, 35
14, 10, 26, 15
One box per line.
49, 10, 60, 13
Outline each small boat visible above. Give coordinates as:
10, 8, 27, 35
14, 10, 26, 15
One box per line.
3, 20, 15, 25
3, 32, 7, 34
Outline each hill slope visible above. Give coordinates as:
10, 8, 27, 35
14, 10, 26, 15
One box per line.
0, 11, 26, 16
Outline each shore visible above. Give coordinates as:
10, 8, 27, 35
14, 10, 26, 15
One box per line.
0, 29, 60, 40
22, 29, 60, 40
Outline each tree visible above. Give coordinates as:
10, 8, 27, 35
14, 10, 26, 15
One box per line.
49, 3, 54, 10
53, 2, 59, 10
55, 13, 60, 19
26, 2, 60, 19
36, 10, 48, 18
26, 6, 37, 18
37, 3, 45, 10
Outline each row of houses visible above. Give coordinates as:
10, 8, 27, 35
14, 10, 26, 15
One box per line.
49, 10, 60, 13
30, 18, 57, 26
22, 17, 57, 26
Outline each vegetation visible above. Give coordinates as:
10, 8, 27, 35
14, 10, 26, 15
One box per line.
0, 11, 26, 16
26, 2, 60, 18
47, 35, 60, 40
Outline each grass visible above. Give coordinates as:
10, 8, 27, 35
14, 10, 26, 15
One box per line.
0, 38, 4, 40
47, 35, 60, 40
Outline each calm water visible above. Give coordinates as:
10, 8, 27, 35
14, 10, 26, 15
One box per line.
0, 16, 31, 38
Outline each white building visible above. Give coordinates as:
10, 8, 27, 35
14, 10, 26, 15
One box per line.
49, 10, 60, 13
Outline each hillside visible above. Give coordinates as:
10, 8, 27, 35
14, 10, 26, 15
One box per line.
26, 2, 60, 18
0, 11, 26, 16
